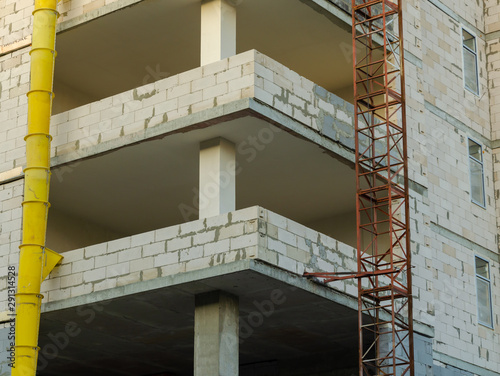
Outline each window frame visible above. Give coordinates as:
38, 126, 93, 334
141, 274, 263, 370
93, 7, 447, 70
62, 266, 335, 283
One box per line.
475, 255, 494, 329
461, 27, 480, 96
468, 137, 486, 208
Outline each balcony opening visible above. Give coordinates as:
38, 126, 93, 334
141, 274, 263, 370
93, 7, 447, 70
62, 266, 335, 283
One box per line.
53, 0, 354, 114
47, 117, 356, 252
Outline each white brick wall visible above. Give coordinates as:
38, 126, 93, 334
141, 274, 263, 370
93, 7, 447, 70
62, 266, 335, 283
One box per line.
1, 0, 499, 372
403, 0, 500, 370
0, 0, 143, 54
0, 179, 23, 313
0, 47, 30, 174
0, 49, 356, 174
35, 206, 359, 307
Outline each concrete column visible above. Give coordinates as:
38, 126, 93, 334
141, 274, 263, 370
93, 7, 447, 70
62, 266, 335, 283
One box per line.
201, 0, 236, 65
194, 291, 239, 376
199, 137, 236, 219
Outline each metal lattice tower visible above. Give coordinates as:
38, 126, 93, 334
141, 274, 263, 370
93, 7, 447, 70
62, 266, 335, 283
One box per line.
353, 1, 413, 375
305, 1, 414, 375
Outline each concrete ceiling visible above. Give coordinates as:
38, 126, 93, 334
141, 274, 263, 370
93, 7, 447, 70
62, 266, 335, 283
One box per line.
53, 0, 354, 112
48, 115, 356, 251
38, 270, 362, 376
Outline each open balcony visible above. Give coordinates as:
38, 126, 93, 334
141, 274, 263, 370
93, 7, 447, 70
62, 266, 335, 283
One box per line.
52, 0, 355, 115
39, 206, 361, 376
46, 49, 358, 254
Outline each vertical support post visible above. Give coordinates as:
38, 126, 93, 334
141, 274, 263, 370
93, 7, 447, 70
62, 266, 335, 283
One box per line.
194, 291, 239, 376
201, 0, 237, 65
199, 137, 236, 219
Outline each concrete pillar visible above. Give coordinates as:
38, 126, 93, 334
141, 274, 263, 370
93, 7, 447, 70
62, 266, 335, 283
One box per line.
194, 291, 239, 376
201, 0, 237, 65
199, 137, 236, 219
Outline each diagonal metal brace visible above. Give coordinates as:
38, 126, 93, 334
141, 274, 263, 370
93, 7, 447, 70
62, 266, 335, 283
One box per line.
303, 269, 399, 283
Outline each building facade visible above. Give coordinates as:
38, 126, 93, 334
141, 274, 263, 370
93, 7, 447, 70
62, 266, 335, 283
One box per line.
0, 0, 499, 375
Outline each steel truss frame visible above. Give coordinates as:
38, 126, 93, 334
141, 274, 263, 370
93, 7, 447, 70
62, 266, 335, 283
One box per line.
304, 1, 414, 375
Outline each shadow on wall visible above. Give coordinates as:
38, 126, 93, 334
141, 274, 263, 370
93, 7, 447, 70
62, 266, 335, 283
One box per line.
46, 209, 125, 253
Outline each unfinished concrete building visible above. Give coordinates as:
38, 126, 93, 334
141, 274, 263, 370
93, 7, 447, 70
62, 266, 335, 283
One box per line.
0, 0, 499, 375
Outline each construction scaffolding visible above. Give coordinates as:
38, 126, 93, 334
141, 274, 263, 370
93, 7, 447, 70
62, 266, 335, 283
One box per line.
305, 1, 414, 375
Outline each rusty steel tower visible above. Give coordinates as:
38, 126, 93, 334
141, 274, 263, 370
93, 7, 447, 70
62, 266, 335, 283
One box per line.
305, 1, 414, 375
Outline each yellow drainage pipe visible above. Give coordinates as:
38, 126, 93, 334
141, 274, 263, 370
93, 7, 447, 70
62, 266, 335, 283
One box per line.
13, 1, 62, 375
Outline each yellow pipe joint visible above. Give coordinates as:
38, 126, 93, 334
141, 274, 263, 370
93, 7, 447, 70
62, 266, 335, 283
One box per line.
29, 50, 56, 93
15, 293, 43, 345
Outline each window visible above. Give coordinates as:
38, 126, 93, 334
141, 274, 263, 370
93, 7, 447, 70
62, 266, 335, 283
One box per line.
475, 256, 493, 328
462, 28, 479, 95
468, 138, 485, 207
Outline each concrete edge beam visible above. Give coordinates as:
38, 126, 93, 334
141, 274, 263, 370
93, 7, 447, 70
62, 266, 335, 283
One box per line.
48, 96, 356, 173
40, 257, 434, 338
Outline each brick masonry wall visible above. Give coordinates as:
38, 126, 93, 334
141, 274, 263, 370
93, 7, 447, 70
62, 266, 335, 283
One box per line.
488, 38, 500, 141
0, 47, 30, 174
0, 49, 353, 172
0, 179, 22, 313
38, 206, 358, 303
422, 0, 484, 31
405, 0, 500, 372
486, 0, 500, 34
0, 0, 142, 54
413, 228, 500, 369
486, 0, 500, 281
419, 3, 489, 139
0, 0, 33, 53
1, 0, 500, 373
45, 49, 259, 163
